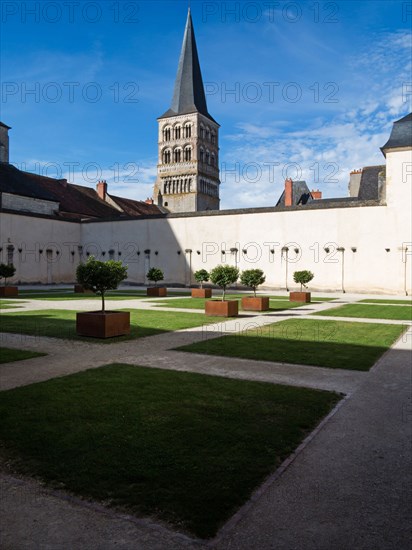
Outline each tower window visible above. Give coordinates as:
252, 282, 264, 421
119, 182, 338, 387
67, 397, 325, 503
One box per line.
184, 147, 192, 161
206, 151, 210, 165
175, 126, 181, 139
211, 132, 216, 144
174, 149, 181, 163
200, 125, 205, 139
211, 154, 216, 167
184, 124, 191, 138
199, 148, 204, 163
206, 128, 210, 141
164, 127, 171, 141
163, 150, 171, 164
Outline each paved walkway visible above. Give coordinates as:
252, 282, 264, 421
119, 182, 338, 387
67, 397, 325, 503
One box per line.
0, 291, 411, 549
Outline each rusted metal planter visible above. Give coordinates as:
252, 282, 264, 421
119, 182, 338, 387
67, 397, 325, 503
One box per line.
205, 300, 238, 317
76, 311, 130, 338
147, 287, 167, 297
289, 292, 311, 303
241, 296, 270, 311
191, 288, 212, 298
0, 287, 18, 297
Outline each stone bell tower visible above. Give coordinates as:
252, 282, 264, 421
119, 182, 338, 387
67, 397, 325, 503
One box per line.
153, 8, 220, 213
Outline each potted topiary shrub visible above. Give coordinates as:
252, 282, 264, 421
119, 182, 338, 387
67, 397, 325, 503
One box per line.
290, 270, 314, 302
240, 269, 269, 311
205, 265, 239, 317
0, 263, 18, 297
192, 269, 212, 298
146, 267, 167, 297
75, 256, 130, 338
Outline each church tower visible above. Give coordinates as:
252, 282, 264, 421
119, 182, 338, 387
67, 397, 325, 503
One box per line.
153, 9, 220, 212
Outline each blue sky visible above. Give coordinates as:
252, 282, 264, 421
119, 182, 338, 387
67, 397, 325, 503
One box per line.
1, 0, 411, 208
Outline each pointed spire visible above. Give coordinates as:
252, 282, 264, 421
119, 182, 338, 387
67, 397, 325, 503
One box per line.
159, 9, 216, 122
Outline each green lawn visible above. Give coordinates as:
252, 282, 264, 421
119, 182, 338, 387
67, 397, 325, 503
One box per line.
0, 300, 24, 309
359, 299, 412, 305
0, 364, 340, 538
175, 319, 405, 371
0, 309, 224, 343
0, 347, 46, 364
315, 304, 412, 321
152, 295, 310, 311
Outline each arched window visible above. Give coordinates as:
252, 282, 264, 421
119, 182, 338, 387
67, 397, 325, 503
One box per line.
184, 147, 191, 161
163, 150, 171, 164
184, 124, 191, 138
211, 154, 216, 167
206, 128, 210, 141
163, 182, 167, 194
206, 151, 210, 165
211, 132, 216, 144
199, 148, 204, 163
188, 178, 192, 192
164, 127, 171, 141
174, 149, 181, 163
200, 125, 205, 139
175, 126, 181, 140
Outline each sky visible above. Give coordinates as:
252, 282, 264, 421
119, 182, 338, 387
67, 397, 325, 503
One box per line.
0, 0, 411, 208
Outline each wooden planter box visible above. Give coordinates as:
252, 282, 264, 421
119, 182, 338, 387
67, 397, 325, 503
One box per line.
0, 286, 18, 297
289, 291, 311, 303
74, 284, 94, 294
191, 288, 212, 298
241, 296, 270, 311
76, 311, 130, 339
205, 300, 238, 317
147, 287, 167, 297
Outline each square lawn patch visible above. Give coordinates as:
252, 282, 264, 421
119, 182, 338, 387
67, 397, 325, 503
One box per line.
175, 319, 406, 371
0, 309, 224, 343
0, 364, 340, 538
314, 303, 412, 321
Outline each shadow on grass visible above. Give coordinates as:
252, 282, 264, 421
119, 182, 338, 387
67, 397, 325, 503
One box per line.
175, 319, 406, 371
0, 310, 224, 344
0, 364, 341, 538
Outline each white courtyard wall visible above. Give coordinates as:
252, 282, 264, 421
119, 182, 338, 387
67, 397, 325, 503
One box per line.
0, 213, 81, 284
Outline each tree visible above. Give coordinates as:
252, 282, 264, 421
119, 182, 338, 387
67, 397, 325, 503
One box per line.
76, 256, 128, 312
0, 264, 16, 286
194, 269, 209, 289
293, 270, 314, 291
147, 267, 164, 287
240, 269, 266, 297
209, 265, 239, 301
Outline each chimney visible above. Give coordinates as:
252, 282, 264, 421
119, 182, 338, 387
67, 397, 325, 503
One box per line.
311, 189, 322, 200
284, 178, 293, 207
145, 197, 154, 205
0, 122, 11, 164
348, 169, 362, 198
96, 180, 108, 200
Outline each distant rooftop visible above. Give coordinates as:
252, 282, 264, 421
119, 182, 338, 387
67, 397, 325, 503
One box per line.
381, 112, 412, 155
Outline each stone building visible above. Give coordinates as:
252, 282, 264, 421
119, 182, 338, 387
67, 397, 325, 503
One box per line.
153, 9, 220, 213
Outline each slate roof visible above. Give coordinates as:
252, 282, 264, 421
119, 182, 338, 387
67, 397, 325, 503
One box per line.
276, 181, 313, 207
158, 9, 217, 124
0, 163, 58, 203
381, 112, 412, 154
0, 121, 11, 130
109, 195, 162, 216
357, 165, 385, 200
0, 163, 162, 220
